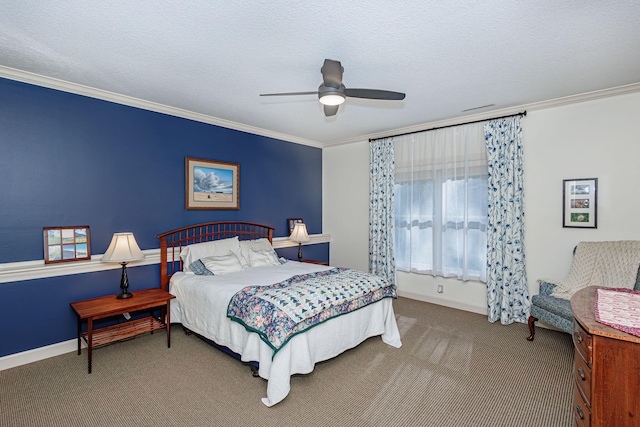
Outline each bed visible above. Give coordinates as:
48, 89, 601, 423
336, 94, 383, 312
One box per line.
157, 221, 402, 406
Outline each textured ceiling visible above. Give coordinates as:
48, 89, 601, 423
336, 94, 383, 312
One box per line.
1, 1, 639, 146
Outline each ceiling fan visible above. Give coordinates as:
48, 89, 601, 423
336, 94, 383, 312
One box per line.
260, 59, 406, 116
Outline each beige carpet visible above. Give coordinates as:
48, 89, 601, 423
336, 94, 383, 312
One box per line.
0, 297, 574, 426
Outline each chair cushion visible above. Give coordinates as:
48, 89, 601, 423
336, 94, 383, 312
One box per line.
530, 304, 574, 334
531, 294, 573, 319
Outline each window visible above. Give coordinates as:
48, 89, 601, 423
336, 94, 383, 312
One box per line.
394, 123, 487, 282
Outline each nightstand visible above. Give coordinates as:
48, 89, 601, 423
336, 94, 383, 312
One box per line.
70, 288, 175, 373
299, 259, 329, 265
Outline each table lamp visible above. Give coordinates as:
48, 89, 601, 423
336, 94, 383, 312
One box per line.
101, 232, 145, 299
289, 222, 311, 260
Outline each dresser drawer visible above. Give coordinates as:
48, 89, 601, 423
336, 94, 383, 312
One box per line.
573, 380, 591, 427
573, 351, 592, 406
573, 321, 592, 364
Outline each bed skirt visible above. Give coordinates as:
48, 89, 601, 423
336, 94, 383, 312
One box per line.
171, 297, 401, 406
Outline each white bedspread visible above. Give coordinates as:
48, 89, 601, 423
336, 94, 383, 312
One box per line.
169, 261, 402, 406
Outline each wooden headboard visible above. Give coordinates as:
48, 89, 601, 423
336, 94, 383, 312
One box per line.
156, 221, 275, 291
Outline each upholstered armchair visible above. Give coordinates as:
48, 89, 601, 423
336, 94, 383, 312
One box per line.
527, 277, 640, 341
527, 242, 640, 341
527, 280, 573, 340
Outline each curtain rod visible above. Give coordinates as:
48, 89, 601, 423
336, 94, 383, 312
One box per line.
369, 110, 527, 142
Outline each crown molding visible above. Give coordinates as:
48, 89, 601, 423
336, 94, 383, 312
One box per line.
324, 82, 640, 147
0, 65, 323, 149
0, 234, 331, 284
4, 65, 638, 150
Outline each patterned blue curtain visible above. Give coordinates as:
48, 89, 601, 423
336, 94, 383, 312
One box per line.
485, 117, 529, 324
369, 138, 396, 284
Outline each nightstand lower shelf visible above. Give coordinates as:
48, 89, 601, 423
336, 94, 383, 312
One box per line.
84, 316, 165, 348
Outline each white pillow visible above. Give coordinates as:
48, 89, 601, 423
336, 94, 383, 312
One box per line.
248, 248, 281, 267
200, 252, 244, 275
239, 238, 277, 266
180, 237, 247, 271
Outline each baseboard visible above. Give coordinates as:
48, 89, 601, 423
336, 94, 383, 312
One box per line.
398, 292, 560, 332
398, 291, 488, 316
0, 339, 84, 371
0, 292, 534, 371
0, 288, 498, 371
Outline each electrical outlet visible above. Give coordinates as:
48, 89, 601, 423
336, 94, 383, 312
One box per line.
437, 284, 444, 293
123, 312, 131, 320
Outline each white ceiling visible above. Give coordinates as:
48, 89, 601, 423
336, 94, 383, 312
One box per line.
1, 1, 639, 147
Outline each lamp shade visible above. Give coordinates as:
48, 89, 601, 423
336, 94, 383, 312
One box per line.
289, 223, 311, 243
101, 232, 145, 263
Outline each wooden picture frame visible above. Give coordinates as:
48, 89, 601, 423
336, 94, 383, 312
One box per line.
287, 218, 303, 235
43, 226, 91, 264
185, 157, 240, 210
563, 178, 597, 228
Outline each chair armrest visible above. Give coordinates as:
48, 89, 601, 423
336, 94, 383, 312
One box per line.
537, 280, 557, 296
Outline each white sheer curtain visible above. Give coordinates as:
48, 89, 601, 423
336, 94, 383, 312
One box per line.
394, 122, 487, 281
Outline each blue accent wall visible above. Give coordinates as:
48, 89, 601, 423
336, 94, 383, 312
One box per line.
0, 77, 326, 357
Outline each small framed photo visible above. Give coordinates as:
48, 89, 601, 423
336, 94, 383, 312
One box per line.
43, 226, 91, 264
287, 218, 303, 235
185, 157, 240, 210
563, 178, 597, 228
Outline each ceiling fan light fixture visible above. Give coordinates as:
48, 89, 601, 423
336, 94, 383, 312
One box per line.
261, 59, 404, 116
319, 93, 346, 106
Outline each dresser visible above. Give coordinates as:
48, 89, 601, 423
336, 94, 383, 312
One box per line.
570, 286, 640, 426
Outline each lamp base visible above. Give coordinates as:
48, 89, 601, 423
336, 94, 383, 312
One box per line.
117, 262, 134, 299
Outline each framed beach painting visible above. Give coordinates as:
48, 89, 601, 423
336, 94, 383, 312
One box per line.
185, 157, 240, 210
43, 226, 91, 264
563, 178, 597, 228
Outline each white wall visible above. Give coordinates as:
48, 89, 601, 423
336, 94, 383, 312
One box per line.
323, 90, 640, 314
524, 91, 640, 293
323, 141, 371, 272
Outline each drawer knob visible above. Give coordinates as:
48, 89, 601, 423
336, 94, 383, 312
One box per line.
576, 404, 584, 420
574, 331, 583, 343
577, 367, 585, 381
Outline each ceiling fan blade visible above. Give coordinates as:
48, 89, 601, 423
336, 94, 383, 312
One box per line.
324, 105, 339, 116
260, 91, 319, 97
321, 59, 343, 88
344, 88, 405, 100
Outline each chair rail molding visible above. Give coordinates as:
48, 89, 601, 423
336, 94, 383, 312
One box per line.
0, 234, 331, 284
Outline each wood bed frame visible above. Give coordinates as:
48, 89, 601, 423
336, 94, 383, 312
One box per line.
156, 221, 275, 292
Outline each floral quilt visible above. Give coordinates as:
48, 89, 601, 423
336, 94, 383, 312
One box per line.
227, 268, 397, 353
